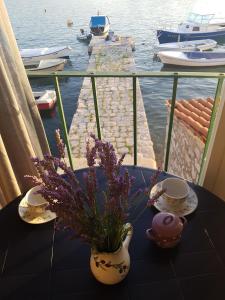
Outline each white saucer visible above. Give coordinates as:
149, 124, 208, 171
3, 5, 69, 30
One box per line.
150, 181, 198, 216
18, 196, 56, 224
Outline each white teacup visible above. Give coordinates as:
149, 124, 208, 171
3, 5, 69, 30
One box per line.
162, 178, 189, 203
25, 186, 48, 213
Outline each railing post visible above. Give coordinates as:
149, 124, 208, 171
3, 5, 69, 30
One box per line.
164, 73, 178, 171
133, 76, 137, 166
91, 75, 101, 140
54, 76, 74, 169
198, 75, 224, 183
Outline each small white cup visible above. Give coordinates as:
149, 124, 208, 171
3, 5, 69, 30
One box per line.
162, 178, 189, 203
26, 186, 48, 213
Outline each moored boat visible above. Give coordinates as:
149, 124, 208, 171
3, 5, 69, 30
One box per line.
33, 90, 56, 110
25, 59, 67, 71
77, 29, 93, 42
158, 51, 225, 67
157, 13, 225, 44
157, 39, 217, 52
21, 46, 72, 64
89, 15, 110, 36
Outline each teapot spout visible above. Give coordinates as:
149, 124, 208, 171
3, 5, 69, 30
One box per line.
123, 223, 133, 249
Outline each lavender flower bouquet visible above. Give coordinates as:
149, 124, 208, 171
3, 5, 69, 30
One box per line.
27, 130, 163, 253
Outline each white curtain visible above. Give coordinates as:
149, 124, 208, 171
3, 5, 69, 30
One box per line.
0, 0, 50, 206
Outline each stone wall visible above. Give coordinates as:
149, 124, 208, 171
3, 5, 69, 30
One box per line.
167, 115, 205, 183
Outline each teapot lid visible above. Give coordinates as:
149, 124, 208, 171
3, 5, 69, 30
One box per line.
152, 212, 184, 237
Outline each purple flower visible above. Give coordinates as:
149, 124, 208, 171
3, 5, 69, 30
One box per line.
26, 130, 164, 253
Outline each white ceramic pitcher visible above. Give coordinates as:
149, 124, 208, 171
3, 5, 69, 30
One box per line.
90, 223, 133, 285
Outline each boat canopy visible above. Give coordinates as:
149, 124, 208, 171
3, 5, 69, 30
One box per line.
186, 13, 215, 24
90, 16, 107, 27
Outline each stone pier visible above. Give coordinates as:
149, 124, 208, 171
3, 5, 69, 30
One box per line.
69, 36, 156, 169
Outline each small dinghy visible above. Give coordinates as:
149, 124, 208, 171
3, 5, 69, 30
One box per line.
77, 29, 93, 42
157, 39, 217, 52
33, 90, 56, 110
158, 51, 225, 67
25, 59, 67, 71
20, 46, 72, 64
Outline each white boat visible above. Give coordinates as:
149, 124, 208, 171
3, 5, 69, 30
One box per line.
158, 51, 225, 67
157, 13, 225, 44
25, 59, 67, 71
89, 15, 110, 36
33, 90, 56, 110
21, 46, 72, 64
77, 29, 93, 42
157, 39, 217, 52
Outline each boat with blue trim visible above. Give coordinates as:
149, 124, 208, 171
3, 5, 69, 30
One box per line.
89, 15, 110, 36
157, 13, 225, 44
158, 50, 225, 67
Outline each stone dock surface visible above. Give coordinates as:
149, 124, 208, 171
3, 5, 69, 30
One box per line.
69, 36, 156, 169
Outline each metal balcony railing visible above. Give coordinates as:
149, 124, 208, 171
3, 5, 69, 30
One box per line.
27, 71, 225, 183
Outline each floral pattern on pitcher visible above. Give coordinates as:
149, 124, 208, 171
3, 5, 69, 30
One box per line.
93, 256, 128, 274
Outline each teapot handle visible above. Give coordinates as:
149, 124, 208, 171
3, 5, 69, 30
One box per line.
146, 228, 155, 241
180, 216, 187, 226
123, 223, 133, 249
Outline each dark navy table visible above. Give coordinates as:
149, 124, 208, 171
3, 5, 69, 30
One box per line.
1, 166, 225, 300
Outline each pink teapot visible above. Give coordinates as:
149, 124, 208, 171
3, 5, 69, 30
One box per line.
146, 212, 187, 248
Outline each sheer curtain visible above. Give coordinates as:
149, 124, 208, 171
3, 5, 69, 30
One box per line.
0, 1, 50, 207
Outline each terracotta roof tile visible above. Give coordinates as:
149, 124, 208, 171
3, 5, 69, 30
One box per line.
189, 99, 212, 116
207, 97, 214, 105
198, 98, 213, 109
167, 98, 214, 143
